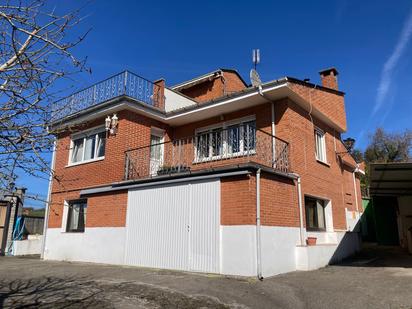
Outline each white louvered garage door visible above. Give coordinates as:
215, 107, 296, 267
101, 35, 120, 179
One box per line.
124, 179, 220, 273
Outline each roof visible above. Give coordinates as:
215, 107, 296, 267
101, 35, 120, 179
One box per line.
369, 162, 412, 196
49, 75, 347, 133
171, 68, 248, 90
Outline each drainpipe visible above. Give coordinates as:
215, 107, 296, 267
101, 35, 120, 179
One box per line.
41, 139, 56, 259
258, 86, 277, 168
271, 102, 276, 168
293, 174, 305, 246
256, 168, 263, 280
352, 169, 359, 212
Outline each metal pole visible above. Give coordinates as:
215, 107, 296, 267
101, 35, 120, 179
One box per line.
41, 140, 56, 259
125, 152, 130, 180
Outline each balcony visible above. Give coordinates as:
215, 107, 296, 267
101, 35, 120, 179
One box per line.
51, 71, 164, 121
124, 125, 290, 181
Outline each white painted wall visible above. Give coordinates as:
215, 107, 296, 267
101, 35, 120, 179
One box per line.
296, 231, 361, 271
44, 227, 126, 265
260, 226, 301, 277
44, 224, 361, 276
220, 225, 256, 276
307, 231, 338, 244
13, 235, 43, 256
164, 88, 196, 112
345, 208, 361, 232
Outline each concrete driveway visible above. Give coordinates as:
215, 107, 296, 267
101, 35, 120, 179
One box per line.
0, 245, 411, 309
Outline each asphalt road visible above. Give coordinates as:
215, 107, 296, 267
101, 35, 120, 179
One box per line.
0, 245, 411, 308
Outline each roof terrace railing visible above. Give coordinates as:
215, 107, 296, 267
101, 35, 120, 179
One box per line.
51, 71, 164, 121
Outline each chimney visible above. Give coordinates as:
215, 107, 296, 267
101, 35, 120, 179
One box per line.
153, 78, 165, 110
319, 67, 339, 90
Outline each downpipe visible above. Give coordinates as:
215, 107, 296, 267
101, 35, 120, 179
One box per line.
258, 85, 276, 169
256, 168, 263, 280
41, 140, 56, 259
294, 174, 306, 246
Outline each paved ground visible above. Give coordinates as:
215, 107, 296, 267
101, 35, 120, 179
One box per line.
0, 245, 411, 309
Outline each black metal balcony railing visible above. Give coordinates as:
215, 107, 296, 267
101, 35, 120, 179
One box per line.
51, 71, 164, 121
124, 126, 290, 181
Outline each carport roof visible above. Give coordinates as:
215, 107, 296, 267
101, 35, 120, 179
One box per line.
369, 162, 412, 196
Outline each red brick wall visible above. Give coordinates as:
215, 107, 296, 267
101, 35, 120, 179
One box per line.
289, 82, 347, 132
48, 190, 127, 229
86, 191, 127, 227
221, 175, 256, 225
50, 78, 359, 231
223, 71, 247, 95
52, 110, 170, 194
261, 173, 299, 227
180, 78, 223, 103
273, 98, 358, 230
49, 110, 170, 228
178, 71, 246, 103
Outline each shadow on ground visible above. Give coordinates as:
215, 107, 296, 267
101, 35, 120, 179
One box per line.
336, 243, 412, 268
0, 276, 107, 308
0, 275, 231, 309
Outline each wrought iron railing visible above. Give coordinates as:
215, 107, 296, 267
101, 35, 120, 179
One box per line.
51, 71, 164, 121
124, 126, 290, 180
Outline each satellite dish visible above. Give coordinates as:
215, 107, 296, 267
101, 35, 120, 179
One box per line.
250, 68, 262, 87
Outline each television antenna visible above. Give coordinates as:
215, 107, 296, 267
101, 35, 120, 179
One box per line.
250, 49, 262, 87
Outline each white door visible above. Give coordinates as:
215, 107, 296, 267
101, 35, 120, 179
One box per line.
149, 131, 164, 176
124, 179, 220, 273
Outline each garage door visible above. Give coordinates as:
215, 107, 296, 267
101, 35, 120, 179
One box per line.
124, 179, 220, 273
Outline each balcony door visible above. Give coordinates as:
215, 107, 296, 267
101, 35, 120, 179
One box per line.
149, 128, 164, 176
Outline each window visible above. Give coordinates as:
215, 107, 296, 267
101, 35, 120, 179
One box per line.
305, 197, 326, 231
314, 128, 327, 163
70, 129, 106, 164
195, 119, 256, 161
66, 200, 87, 232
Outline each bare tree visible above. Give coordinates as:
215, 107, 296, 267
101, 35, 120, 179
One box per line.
0, 0, 89, 193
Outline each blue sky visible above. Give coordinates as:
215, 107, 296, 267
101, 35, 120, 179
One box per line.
19, 0, 412, 206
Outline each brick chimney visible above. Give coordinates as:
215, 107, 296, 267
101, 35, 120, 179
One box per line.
153, 78, 165, 110
319, 67, 339, 90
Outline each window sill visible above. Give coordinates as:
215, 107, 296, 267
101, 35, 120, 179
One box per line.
316, 159, 330, 167
66, 157, 105, 168
306, 228, 327, 233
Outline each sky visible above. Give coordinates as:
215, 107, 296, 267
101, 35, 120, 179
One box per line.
18, 0, 412, 207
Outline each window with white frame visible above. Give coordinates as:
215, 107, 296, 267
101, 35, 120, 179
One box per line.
66, 200, 87, 233
305, 196, 326, 231
195, 118, 256, 161
314, 128, 327, 163
70, 128, 106, 164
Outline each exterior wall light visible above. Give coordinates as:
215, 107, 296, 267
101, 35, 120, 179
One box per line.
105, 116, 111, 131
110, 113, 118, 135
105, 114, 119, 135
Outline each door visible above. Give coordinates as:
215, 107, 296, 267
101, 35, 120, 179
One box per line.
149, 131, 164, 176
124, 179, 220, 273
0, 204, 9, 255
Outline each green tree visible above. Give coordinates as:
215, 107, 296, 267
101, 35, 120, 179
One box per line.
364, 128, 411, 163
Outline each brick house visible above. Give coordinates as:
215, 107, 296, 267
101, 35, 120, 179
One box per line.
42, 67, 364, 277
